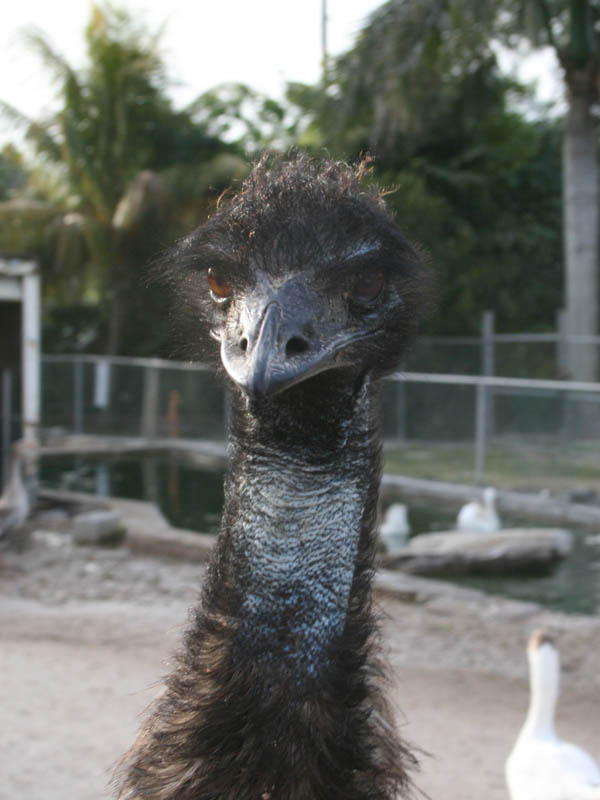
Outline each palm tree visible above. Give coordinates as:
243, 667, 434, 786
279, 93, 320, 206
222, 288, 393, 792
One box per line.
326, 0, 494, 157
0, 4, 244, 355
508, 0, 599, 379
324, 0, 599, 379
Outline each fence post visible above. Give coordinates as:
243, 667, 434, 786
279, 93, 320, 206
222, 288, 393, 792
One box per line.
474, 380, 488, 485
73, 359, 84, 433
143, 455, 160, 502
477, 311, 495, 480
481, 311, 495, 376
141, 363, 160, 439
556, 309, 568, 378
556, 309, 570, 443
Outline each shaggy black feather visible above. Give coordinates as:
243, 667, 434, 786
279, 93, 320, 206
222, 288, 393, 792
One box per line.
160, 153, 428, 370
114, 153, 430, 800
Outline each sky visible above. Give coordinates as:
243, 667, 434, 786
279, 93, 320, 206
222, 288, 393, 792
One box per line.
0, 0, 562, 146
1, 0, 382, 120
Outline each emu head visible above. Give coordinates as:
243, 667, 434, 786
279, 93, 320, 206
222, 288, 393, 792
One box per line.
169, 154, 429, 397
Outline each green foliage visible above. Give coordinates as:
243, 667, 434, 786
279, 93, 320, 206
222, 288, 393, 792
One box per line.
0, 4, 246, 355
0, 0, 576, 354
328, 0, 497, 155
286, 15, 563, 335
42, 303, 107, 354
0, 201, 57, 257
0, 145, 27, 200
401, 69, 563, 334
188, 83, 295, 157
499, 0, 600, 63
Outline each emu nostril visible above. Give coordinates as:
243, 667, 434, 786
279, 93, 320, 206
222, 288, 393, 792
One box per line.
285, 336, 309, 358
239, 337, 248, 353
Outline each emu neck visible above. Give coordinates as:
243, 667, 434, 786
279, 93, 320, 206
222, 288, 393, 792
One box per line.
212, 374, 381, 683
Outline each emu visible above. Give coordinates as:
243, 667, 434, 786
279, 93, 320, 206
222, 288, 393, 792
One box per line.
114, 154, 430, 800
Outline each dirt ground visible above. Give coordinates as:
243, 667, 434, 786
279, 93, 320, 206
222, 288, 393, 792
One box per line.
1, 531, 599, 800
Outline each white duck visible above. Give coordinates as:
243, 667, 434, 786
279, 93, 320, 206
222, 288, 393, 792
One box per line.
380, 502, 410, 553
0, 440, 33, 542
456, 486, 500, 533
506, 630, 600, 800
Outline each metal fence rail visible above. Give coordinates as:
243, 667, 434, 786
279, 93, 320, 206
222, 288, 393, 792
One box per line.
404, 310, 600, 380
41, 354, 600, 487
392, 371, 600, 483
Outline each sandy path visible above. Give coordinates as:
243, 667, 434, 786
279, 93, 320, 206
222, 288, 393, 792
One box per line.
1, 537, 599, 800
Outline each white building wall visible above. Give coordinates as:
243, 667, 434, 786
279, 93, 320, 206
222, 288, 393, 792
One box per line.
0, 260, 41, 445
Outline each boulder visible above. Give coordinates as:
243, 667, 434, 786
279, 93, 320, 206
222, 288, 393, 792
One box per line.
72, 509, 124, 545
380, 528, 573, 576
31, 529, 72, 548
33, 509, 70, 531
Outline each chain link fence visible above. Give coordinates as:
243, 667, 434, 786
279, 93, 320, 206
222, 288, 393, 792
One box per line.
41, 349, 600, 492
405, 312, 600, 380
42, 355, 226, 441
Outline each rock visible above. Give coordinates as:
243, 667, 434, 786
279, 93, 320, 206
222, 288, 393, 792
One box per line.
567, 488, 599, 505
126, 525, 215, 562
380, 528, 574, 577
31, 530, 72, 548
33, 509, 70, 531
43, 426, 68, 445
72, 509, 124, 546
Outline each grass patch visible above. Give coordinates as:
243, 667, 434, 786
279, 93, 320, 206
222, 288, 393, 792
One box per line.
384, 439, 600, 492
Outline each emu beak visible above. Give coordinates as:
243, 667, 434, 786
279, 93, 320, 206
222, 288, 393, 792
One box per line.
220, 277, 359, 396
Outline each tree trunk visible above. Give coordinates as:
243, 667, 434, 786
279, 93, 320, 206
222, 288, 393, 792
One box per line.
562, 74, 598, 381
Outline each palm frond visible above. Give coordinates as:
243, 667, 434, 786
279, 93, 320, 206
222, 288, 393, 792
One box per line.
330, 0, 499, 152
20, 28, 81, 88
0, 100, 62, 162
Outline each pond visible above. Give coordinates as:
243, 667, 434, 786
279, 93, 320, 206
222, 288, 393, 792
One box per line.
39, 454, 600, 617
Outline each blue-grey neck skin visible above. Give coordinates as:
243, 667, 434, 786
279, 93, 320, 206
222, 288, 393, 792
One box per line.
113, 375, 415, 800
206, 373, 382, 688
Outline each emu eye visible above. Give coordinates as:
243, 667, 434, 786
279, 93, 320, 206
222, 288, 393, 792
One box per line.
351, 270, 384, 305
207, 268, 232, 302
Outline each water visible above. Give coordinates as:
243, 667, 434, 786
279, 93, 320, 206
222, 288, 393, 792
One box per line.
39, 454, 600, 616
40, 453, 225, 534
407, 506, 600, 616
